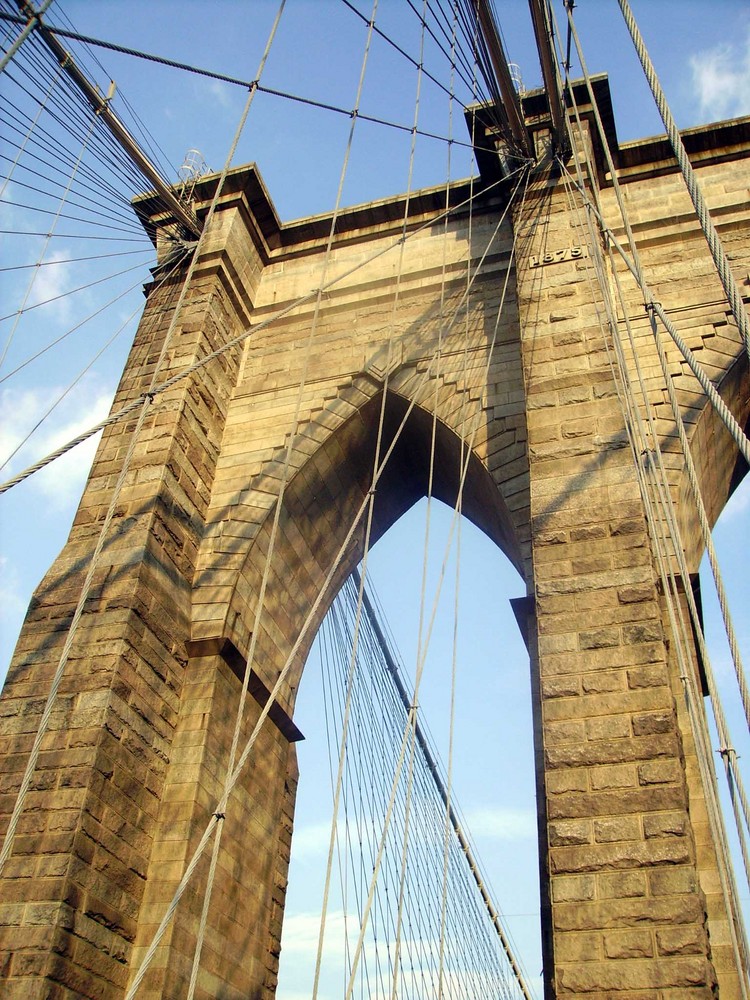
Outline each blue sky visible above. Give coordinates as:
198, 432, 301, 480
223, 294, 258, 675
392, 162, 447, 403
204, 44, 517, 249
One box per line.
1, 2, 750, 997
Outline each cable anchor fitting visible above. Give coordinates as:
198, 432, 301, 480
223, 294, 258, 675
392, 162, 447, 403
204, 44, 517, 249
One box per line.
95, 79, 117, 116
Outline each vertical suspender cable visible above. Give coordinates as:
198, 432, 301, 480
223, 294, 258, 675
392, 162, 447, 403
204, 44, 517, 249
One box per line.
182, 3, 289, 994
556, 8, 750, 984
616, 0, 750, 364
562, 0, 750, 734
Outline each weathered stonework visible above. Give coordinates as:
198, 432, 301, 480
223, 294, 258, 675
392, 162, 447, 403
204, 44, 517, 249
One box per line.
1, 82, 748, 999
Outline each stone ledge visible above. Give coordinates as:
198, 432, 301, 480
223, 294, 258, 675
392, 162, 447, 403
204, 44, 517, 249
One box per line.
185, 637, 303, 743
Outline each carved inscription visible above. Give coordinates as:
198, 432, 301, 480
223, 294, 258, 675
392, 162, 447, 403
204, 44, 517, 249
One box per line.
529, 245, 588, 267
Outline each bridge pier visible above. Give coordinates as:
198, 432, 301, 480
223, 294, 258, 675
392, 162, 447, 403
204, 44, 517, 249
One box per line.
1, 98, 748, 999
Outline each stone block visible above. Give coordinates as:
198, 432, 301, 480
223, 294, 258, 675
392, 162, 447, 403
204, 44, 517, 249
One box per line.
628, 664, 669, 689
593, 816, 641, 843
633, 710, 675, 736
638, 759, 682, 785
552, 874, 596, 902
549, 818, 592, 846
557, 955, 713, 991
643, 811, 688, 839
590, 764, 636, 791
603, 928, 654, 959
657, 925, 707, 957
598, 870, 648, 899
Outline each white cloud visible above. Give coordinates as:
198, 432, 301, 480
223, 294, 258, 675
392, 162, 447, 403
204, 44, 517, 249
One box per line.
722, 477, 750, 520
689, 29, 750, 121
280, 909, 347, 956
0, 556, 27, 687
1, 375, 113, 508
0, 556, 25, 624
208, 79, 232, 109
463, 805, 536, 840
290, 820, 342, 862
25, 249, 75, 324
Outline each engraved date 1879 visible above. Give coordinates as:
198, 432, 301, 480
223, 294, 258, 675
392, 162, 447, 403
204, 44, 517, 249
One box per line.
529, 245, 588, 267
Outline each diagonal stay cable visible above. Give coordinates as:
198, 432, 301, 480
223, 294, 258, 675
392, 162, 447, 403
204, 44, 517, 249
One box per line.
0, 5, 285, 888
0, 258, 153, 325
0, 9, 497, 155
0, 169, 516, 496
559, 163, 750, 470
556, 19, 750, 975
343, 169, 531, 1000
616, 0, 750, 365
122, 163, 528, 997
0, 111, 98, 370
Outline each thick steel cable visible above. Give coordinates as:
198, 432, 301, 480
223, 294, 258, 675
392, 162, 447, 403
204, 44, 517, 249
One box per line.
605, 227, 750, 891
364, 9, 432, 995
0, 0, 52, 73
646, 310, 750, 878
434, 7, 458, 993
557, 59, 750, 983
125, 164, 527, 994
560, 165, 750, 470
645, 304, 750, 726
0, 260, 184, 875
105, 7, 292, 997
343, 174, 531, 999
183, 2, 397, 995
0, 167, 512, 493
616, 0, 750, 365
0, 297, 138, 472
558, 3, 750, 472
562, 150, 750, 985
1, 2, 279, 902
335, 109, 479, 988
122, 344, 471, 1000
133, 175, 517, 998
561, 1, 750, 731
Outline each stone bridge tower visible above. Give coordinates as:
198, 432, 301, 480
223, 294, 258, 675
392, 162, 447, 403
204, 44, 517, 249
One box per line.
1, 82, 749, 999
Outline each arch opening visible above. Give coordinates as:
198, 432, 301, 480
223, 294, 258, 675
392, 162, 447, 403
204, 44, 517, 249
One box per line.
204, 384, 528, 715
276, 496, 541, 999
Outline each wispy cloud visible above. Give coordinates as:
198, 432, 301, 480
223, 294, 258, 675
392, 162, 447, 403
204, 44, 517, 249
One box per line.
0, 375, 112, 507
25, 248, 75, 324
0, 556, 25, 626
464, 805, 536, 840
689, 28, 750, 121
722, 479, 750, 520
280, 909, 347, 956
208, 79, 233, 110
290, 820, 341, 862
